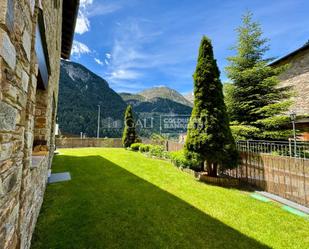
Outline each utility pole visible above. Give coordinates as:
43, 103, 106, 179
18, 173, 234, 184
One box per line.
97, 105, 100, 139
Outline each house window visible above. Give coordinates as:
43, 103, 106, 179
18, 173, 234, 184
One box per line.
32, 9, 51, 155
35, 9, 50, 89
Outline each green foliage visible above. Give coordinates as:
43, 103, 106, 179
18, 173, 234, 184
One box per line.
185, 36, 239, 174
131, 143, 201, 170
223, 83, 236, 120
149, 145, 165, 157
122, 105, 137, 148
230, 124, 260, 140
169, 150, 201, 170
130, 143, 142, 151
225, 12, 292, 140
139, 144, 152, 153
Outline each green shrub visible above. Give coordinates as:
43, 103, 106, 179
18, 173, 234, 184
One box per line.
130, 143, 142, 151
170, 150, 201, 170
139, 144, 152, 153
162, 151, 171, 159
149, 145, 165, 157
170, 150, 187, 167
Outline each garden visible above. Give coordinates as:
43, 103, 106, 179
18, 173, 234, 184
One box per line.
32, 12, 309, 249
31, 148, 309, 249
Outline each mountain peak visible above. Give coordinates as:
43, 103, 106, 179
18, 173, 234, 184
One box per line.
138, 86, 193, 107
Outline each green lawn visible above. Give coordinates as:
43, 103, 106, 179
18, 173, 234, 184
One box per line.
31, 148, 309, 249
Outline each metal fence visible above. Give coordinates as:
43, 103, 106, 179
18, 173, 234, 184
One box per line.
236, 140, 309, 159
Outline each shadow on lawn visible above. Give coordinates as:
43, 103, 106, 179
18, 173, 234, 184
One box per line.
31, 155, 270, 249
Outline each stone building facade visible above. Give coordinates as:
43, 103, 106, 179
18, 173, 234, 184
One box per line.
270, 42, 309, 140
0, 1, 78, 248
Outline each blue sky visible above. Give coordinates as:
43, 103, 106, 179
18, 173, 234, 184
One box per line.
71, 0, 309, 94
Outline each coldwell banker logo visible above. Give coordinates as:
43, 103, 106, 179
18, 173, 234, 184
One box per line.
160, 115, 190, 133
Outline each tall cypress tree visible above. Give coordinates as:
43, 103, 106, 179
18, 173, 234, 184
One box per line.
185, 36, 238, 176
226, 12, 292, 140
122, 105, 137, 148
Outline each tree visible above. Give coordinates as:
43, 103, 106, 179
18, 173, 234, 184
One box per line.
122, 105, 137, 147
185, 36, 238, 176
225, 11, 292, 140
223, 83, 236, 120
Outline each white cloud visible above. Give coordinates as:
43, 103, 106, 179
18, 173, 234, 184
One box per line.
108, 69, 141, 80
75, 1, 121, 35
104, 19, 165, 86
88, 3, 122, 17
104, 59, 109, 65
75, 11, 90, 34
94, 58, 104, 65
80, 0, 93, 6
71, 40, 91, 58
75, 0, 92, 34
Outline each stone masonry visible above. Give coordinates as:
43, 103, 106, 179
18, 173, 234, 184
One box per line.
0, 0, 75, 248
275, 46, 309, 116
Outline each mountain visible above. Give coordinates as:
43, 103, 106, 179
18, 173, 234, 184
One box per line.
58, 60, 127, 137
184, 92, 194, 104
140, 87, 193, 107
119, 87, 193, 136
58, 61, 193, 138
119, 92, 145, 107
119, 87, 192, 114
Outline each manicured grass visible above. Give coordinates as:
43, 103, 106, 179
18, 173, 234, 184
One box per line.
31, 148, 309, 249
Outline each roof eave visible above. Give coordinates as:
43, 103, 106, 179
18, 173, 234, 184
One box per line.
269, 43, 309, 67
61, 0, 79, 59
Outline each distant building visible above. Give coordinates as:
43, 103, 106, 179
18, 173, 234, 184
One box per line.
270, 42, 309, 140
0, 1, 78, 248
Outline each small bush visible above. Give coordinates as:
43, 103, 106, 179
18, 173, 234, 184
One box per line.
162, 151, 171, 159
170, 150, 201, 170
130, 143, 142, 151
149, 145, 165, 157
139, 144, 152, 153
169, 150, 188, 167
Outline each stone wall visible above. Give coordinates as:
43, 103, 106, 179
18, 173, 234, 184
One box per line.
277, 48, 309, 115
0, 0, 63, 248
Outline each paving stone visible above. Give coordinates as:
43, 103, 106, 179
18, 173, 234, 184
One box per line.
48, 172, 71, 183
256, 191, 309, 214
